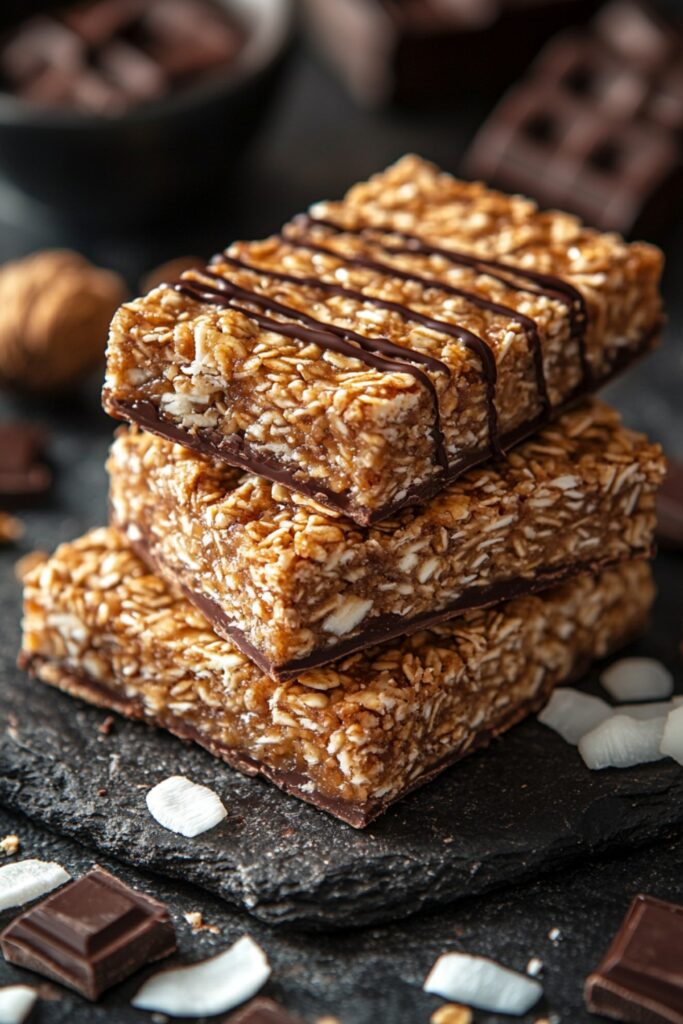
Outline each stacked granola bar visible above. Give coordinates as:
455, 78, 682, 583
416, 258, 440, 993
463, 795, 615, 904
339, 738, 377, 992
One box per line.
19, 156, 667, 826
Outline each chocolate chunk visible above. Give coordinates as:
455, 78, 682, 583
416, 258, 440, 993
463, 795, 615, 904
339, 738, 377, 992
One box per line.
656, 458, 683, 549
302, 0, 601, 107
463, 3, 683, 235
226, 997, 305, 1024
584, 893, 683, 1024
0, 866, 176, 1000
0, 424, 50, 501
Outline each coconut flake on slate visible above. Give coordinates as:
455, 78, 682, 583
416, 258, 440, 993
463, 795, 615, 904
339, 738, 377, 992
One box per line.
132, 935, 270, 1017
0, 985, 38, 1024
146, 776, 227, 838
0, 859, 70, 912
538, 688, 612, 744
617, 701, 675, 720
600, 658, 673, 703
423, 952, 542, 1015
660, 705, 683, 765
578, 714, 666, 770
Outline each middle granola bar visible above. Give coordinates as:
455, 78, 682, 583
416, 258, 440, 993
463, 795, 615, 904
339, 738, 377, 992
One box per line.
108, 401, 664, 680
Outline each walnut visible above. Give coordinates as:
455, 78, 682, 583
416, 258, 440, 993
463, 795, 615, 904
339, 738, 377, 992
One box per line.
0, 512, 23, 545
0, 249, 127, 394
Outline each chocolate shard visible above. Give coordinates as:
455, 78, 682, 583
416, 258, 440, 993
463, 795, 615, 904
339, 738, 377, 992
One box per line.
0, 866, 176, 1000
463, 2, 683, 235
584, 893, 683, 1024
0, 424, 50, 501
656, 458, 683, 549
225, 997, 306, 1024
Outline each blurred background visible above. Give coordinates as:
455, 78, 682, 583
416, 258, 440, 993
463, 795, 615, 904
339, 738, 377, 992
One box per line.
0, 0, 681, 546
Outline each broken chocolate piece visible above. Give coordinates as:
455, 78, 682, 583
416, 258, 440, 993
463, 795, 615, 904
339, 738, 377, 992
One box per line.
0, 424, 50, 501
0, 866, 176, 1000
656, 458, 683, 549
225, 997, 305, 1024
464, 4, 683, 234
584, 893, 683, 1024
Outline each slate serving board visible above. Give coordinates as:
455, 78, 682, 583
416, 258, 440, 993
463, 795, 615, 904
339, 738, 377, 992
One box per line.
0, 406, 681, 930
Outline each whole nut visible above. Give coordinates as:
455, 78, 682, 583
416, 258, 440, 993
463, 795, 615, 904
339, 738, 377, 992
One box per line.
0, 249, 127, 394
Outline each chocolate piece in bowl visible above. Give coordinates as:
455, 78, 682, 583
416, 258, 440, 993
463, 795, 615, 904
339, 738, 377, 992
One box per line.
464, 4, 683, 235
584, 893, 683, 1024
0, 0, 247, 116
0, 866, 176, 1000
107, 401, 665, 679
102, 155, 664, 526
19, 528, 654, 827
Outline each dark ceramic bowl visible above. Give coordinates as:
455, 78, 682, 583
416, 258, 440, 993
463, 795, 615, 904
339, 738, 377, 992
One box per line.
0, 0, 294, 225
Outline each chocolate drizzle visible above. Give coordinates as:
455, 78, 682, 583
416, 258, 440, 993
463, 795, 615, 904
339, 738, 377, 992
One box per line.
211, 249, 501, 457
283, 215, 549, 413
305, 214, 590, 385
173, 207, 592, 487
173, 275, 449, 469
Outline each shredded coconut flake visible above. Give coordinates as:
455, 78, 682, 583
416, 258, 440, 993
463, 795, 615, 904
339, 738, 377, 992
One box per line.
424, 952, 542, 1015
132, 935, 270, 1017
660, 705, 683, 765
538, 688, 612, 744
0, 985, 38, 1024
600, 658, 673, 703
146, 776, 227, 838
579, 714, 666, 770
0, 859, 70, 912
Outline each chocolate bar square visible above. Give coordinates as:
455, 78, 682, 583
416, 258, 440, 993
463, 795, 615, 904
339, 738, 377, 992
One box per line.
464, 3, 683, 234
585, 893, 683, 1024
0, 867, 176, 1000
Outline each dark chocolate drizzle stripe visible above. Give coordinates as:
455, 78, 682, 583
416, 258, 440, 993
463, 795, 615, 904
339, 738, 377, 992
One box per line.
102, 323, 658, 527
209, 251, 502, 453
278, 217, 548, 413
211, 249, 502, 457
306, 214, 591, 386
174, 276, 450, 469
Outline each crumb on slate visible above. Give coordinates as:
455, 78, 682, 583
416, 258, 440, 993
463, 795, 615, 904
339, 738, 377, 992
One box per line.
0, 512, 24, 546
183, 910, 220, 935
548, 927, 562, 943
431, 1004, 473, 1024
527, 956, 544, 977
98, 715, 115, 736
0, 834, 20, 855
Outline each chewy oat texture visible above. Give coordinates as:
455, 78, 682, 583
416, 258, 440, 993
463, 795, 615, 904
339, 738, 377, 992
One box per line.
102, 155, 663, 524
108, 401, 664, 677
20, 529, 654, 826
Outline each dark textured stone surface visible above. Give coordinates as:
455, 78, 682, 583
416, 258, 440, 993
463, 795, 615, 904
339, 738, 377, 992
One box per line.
0, 802, 682, 1023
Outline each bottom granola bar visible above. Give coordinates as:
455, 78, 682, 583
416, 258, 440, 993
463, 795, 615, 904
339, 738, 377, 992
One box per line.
19, 529, 653, 827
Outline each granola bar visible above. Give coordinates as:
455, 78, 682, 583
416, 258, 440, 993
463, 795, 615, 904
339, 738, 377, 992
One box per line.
102, 154, 663, 525
19, 528, 654, 827
107, 401, 664, 679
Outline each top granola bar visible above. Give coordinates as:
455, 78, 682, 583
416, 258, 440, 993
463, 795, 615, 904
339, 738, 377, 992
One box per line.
103, 155, 663, 524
